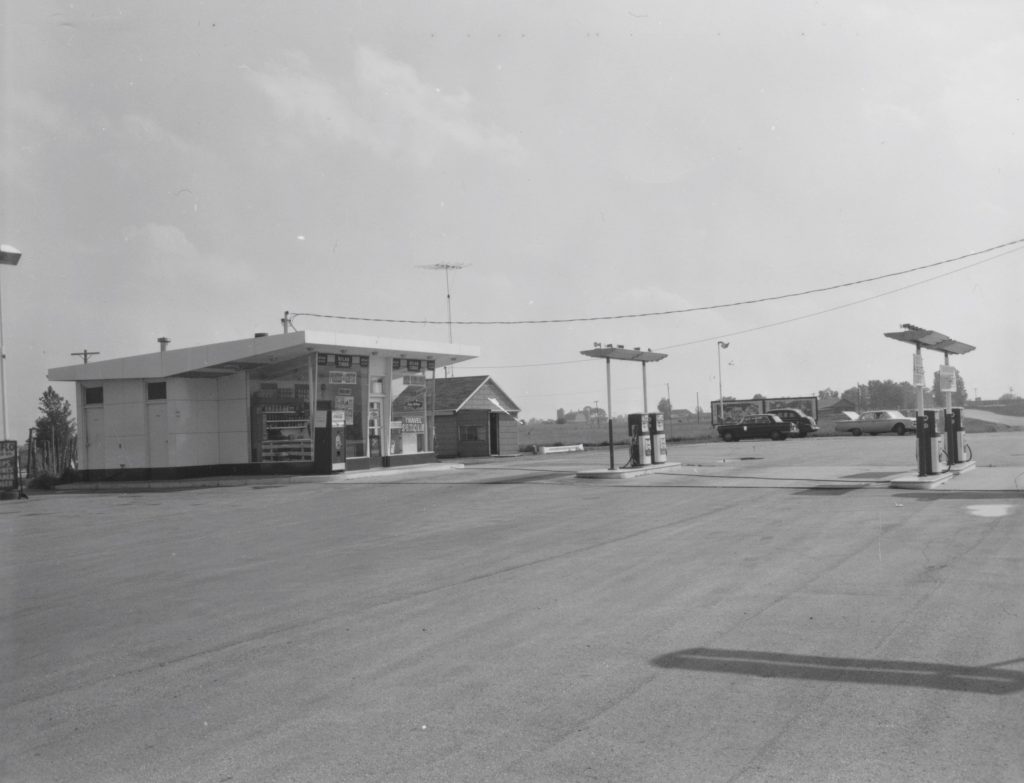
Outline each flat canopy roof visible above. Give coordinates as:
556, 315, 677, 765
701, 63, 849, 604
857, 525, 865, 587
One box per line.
48, 330, 479, 382
884, 326, 975, 356
580, 346, 668, 362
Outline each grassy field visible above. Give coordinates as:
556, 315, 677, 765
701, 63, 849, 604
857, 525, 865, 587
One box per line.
518, 409, 1021, 450
519, 420, 715, 449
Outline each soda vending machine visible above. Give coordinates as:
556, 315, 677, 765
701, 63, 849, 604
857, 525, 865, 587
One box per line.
648, 412, 667, 464
313, 407, 346, 474
627, 412, 652, 467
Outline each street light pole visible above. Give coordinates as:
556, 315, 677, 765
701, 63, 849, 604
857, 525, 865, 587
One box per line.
716, 340, 729, 424
0, 245, 23, 441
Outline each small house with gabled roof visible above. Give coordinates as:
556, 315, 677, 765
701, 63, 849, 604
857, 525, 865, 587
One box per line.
428, 375, 522, 458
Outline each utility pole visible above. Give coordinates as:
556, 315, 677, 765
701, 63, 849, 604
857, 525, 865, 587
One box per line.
71, 349, 100, 364
716, 341, 729, 424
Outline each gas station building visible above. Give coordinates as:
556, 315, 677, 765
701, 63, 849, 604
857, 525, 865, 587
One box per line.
47, 331, 478, 480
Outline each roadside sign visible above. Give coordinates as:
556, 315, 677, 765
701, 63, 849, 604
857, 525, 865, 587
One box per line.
0, 441, 17, 491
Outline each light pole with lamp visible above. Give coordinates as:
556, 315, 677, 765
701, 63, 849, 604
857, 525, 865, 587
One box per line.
716, 340, 729, 424
0, 244, 23, 441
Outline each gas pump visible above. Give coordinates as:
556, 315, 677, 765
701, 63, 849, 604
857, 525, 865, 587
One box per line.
944, 407, 968, 465
627, 412, 652, 467
648, 412, 667, 464
915, 409, 944, 476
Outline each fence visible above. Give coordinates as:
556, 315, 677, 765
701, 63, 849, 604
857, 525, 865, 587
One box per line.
26, 435, 77, 478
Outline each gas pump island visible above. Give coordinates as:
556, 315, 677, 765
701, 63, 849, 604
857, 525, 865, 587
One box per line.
884, 324, 976, 479
580, 344, 669, 472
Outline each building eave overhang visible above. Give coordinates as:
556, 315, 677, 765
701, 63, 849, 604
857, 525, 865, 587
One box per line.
47, 330, 480, 383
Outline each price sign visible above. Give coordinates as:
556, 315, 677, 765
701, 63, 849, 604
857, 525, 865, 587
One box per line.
913, 353, 925, 387
938, 364, 958, 393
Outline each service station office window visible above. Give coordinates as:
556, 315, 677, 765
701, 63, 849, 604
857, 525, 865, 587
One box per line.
390, 359, 430, 455
249, 356, 312, 463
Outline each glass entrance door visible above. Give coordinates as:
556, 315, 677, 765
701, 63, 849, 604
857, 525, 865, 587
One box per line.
368, 397, 384, 467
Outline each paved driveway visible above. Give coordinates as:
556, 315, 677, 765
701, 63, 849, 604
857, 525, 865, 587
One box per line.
2, 433, 1022, 781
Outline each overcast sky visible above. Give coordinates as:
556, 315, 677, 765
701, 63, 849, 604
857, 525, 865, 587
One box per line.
3, 1, 1023, 428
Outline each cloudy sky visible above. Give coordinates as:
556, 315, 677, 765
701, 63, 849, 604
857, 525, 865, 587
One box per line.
3, 1, 1023, 428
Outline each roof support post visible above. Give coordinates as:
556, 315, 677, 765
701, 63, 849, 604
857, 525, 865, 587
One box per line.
943, 350, 952, 412
641, 360, 648, 414
916, 343, 925, 417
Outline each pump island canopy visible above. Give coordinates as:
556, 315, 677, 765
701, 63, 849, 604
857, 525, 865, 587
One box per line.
884, 324, 975, 356
580, 345, 668, 362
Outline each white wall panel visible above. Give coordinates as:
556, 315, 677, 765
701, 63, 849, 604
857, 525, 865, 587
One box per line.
171, 433, 219, 466
169, 377, 218, 402
104, 402, 147, 436
101, 435, 147, 468
217, 398, 249, 433
169, 400, 219, 434
218, 372, 248, 399
218, 431, 249, 463
104, 380, 145, 405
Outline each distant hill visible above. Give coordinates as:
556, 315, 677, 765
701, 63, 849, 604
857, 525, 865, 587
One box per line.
963, 409, 1024, 428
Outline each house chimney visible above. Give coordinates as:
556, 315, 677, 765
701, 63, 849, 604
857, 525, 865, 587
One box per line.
158, 337, 171, 353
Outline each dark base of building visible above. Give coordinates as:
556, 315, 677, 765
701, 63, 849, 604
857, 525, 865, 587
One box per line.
76, 453, 440, 482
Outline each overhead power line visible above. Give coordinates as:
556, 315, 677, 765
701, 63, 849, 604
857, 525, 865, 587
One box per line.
289, 236, 1024, 328
462, 248, 1019, 371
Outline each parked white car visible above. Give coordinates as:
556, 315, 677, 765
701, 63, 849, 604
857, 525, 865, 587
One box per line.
834, 410, 916, 436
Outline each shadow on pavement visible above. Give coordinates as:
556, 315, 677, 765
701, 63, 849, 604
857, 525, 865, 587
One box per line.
650, 647, 1024, 695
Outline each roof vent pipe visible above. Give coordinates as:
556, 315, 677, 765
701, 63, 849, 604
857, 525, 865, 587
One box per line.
158, 337, 171, 353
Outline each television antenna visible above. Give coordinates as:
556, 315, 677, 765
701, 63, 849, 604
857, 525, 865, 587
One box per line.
416, 263, 469, 377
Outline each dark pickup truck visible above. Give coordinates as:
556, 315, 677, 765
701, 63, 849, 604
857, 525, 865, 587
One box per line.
717, 414, 798, 442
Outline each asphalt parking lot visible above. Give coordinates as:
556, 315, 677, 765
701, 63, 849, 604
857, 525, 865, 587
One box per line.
2, 433, 1023, 782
